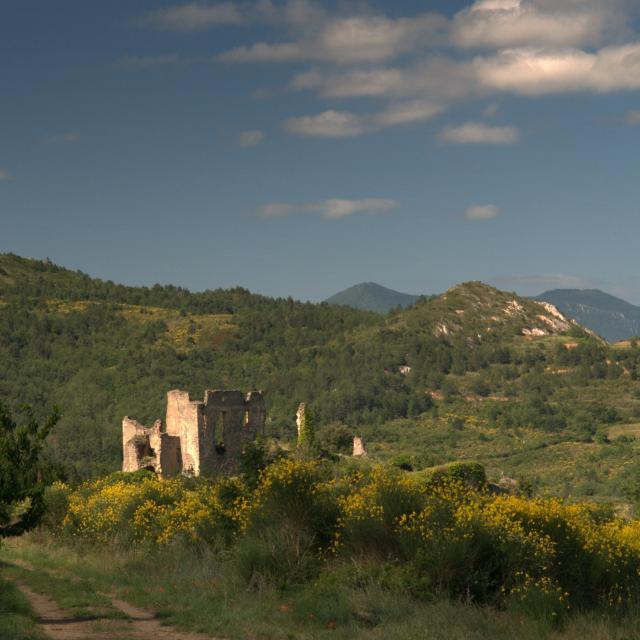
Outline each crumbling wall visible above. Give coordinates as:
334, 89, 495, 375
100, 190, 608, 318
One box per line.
166, 390, 205, 475
122, 417, 162, 473
123, 388, 266, 478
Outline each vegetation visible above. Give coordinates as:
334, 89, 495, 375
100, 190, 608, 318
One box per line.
4, 252, 640, 636
0, 574, 44, 640
44, 463, 640, 612
2, 459, 638, 638
3, 253, 640, 507
0, 403, 58, 538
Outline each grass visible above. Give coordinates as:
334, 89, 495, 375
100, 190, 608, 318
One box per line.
44, 299, 236, 352
0, 567, 45, 640
3, 534, 640, 640
358, 407, 640, 504
1, 550, 124, 621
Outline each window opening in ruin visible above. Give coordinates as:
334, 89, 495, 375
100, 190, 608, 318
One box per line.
216, 411, 227, 454
134, 437, 154, 462
243, 410, 249, 427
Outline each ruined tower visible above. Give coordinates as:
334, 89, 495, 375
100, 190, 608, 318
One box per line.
122, 389, 266, 477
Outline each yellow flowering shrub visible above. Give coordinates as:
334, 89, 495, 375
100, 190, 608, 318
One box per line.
54, 463, 640, 612
62, 471, 242, 546
338, 466, 424, 556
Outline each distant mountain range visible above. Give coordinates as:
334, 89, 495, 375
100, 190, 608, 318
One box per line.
325, 282, 420, 314
326, 282, 640, 342
534, 289, 640, 343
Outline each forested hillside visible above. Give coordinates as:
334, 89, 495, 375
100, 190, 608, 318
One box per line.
3, 253, 640, 495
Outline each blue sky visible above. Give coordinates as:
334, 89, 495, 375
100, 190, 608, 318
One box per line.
1, 0, 640, 301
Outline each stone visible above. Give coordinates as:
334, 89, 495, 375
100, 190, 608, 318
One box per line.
122, 388, 266, 477
352, 436, 367, 457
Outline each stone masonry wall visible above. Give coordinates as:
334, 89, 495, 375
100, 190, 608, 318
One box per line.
123, 388, 266, 477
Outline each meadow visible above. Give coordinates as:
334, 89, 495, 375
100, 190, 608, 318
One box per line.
4, 459, 640, 639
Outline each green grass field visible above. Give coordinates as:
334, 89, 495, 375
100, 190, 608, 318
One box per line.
3, 535, 640, 640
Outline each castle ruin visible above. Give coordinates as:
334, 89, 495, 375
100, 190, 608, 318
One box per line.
122, 389, 266, 477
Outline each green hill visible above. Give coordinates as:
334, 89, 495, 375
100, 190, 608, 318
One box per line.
535, 288, 640, 342
325, 282, 421, 313
2, 253, 640, 505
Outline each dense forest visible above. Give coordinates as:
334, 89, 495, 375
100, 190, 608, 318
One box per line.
2, 253, 640, 485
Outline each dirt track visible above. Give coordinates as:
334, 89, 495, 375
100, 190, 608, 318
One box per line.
14, 577, 220, 640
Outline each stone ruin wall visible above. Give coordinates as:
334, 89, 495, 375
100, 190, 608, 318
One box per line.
123, 388, 266, 477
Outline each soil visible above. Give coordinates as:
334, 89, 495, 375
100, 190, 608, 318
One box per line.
14, 578, 221, 640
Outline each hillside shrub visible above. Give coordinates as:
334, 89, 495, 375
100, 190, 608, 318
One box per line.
425, 461, 487, 489
62, 471, 242, 547
52, 462, 640, 614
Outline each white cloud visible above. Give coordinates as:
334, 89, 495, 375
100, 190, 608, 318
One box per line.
210, 0, 632, 67
216, 11, 448, 64
626, 109, 640, 125
473, 44, 640, 95
260, 198, 399, 219
452, 0, 627, 50
291, 41, 640, 104
372, 101, 444, 127
282, 110, 368, 137
289, 57, 477, 100
260, 202, 295, 217
465, 204, 501, 219
238, 130, 265, 146
439, 122, 519, 144
46, 132, 81, 144
135, 3, 245, 31
113, 55, 181, 71
283, 101, 443, 138
0, 169, 13, 181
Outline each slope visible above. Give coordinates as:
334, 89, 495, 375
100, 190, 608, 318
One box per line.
536, 289, 640, 342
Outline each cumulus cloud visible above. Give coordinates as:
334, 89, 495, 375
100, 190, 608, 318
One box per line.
238, 130, 265, 146
0, 169, 13, 181
282, 110, 368, 137
465, 204, 501, 219
214, 0, 629, 64
134, 1, 640, 138
626, 110, 640, 125
291, 42, 640, 103
282, 101, 443, 137
135, 2, 245, 31
451, 0, 627, 49
439, 122, 519, 144
472, 44, 640, 95
216, 11, 448, 64
260, 198, 399, 219
371, 101, 444, 127
46, 132, 81, 144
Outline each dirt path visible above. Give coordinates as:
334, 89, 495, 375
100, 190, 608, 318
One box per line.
14, 578, 221, 640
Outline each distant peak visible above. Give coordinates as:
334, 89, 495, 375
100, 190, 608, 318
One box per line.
325, 282, 420, 314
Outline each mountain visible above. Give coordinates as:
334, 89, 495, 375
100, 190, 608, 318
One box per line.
325, 282, 420, 313
535, 289, 640, 342
4, 253, 639, 498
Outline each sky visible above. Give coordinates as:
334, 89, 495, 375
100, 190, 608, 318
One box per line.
1, 0, 640, 302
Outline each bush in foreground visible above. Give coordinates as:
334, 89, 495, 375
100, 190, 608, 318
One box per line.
50, 460, 640, 617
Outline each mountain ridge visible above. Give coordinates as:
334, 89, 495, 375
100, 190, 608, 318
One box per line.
535, 288, 640, 342
325, 281, 420, 313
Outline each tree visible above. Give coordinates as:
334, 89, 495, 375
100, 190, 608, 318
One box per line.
0, 402, 59, 538
296, 403, 316, 455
